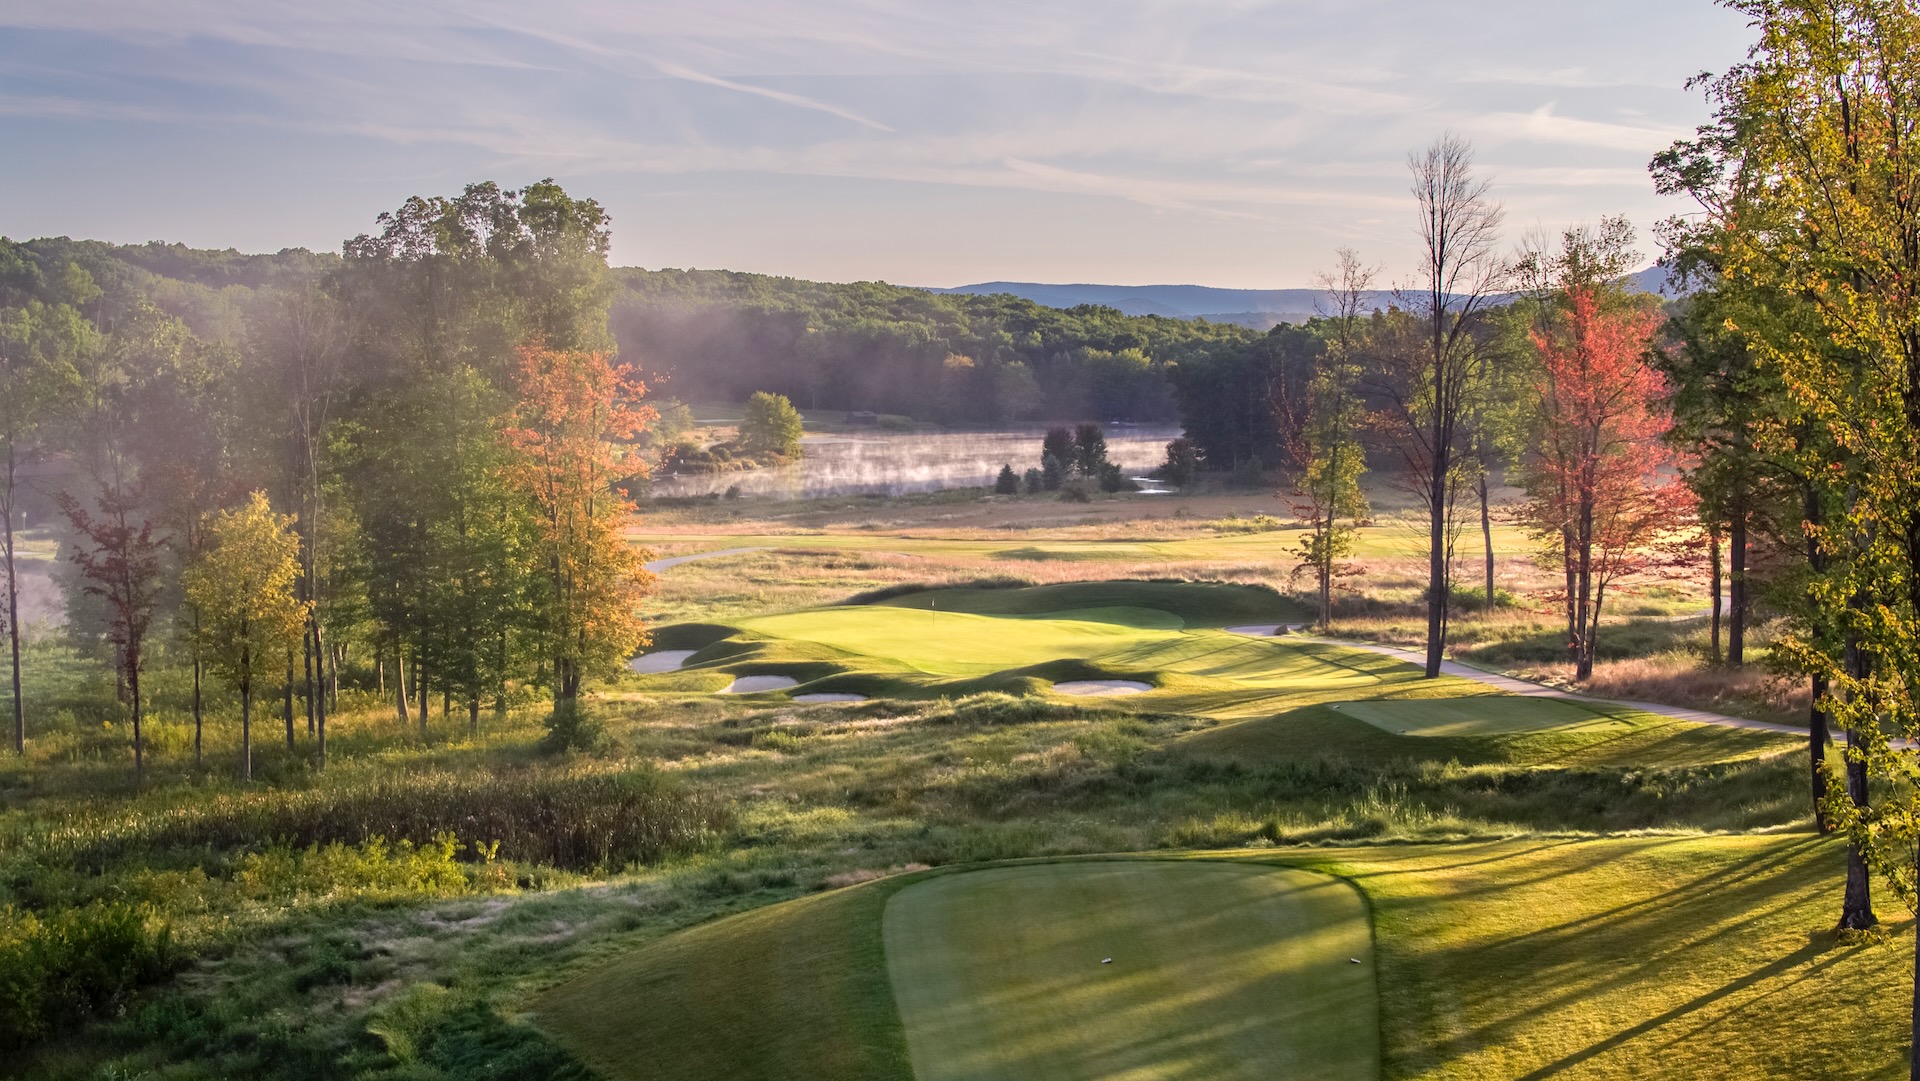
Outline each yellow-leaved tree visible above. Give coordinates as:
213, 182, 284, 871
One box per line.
183, 491, 307, 781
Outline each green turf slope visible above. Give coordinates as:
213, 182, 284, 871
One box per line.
532, 879, 913, 1081
1335, 696, 1641, 737
882, 862, 1378, 1081
869, 581, 1305, 627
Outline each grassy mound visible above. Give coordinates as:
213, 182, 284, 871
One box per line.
883, 861, 1376, 1081
533, 876, 914, 1081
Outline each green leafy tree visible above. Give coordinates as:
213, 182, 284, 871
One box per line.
1159, 436, 1200, 489
0, 266, 89, 753
183, 492, 307, 782
738, 391, 803, 459
1656, 1, 1920, 1027
1072, 423, 1109, 476
1289, 249, 1376, 630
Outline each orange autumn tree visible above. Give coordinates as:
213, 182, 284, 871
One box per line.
1518, 246, 1690, 681
504, 344, 656, 705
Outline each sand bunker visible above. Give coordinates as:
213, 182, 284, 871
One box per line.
721, 675, 801, 694
1052, 680, 1153, 696
628, 650, 697, 674
1225, 624, 1284, 637
793, 693, 869, 704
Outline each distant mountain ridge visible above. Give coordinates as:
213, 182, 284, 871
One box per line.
931, 267, 1675, 328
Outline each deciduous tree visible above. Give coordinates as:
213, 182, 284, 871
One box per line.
504, 345, 655, 705
183, 492, 307, 782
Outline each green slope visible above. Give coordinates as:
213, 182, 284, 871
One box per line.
882, 861, 1378, 1081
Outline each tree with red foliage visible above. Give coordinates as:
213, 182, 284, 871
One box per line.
503, 345, 655, 705
56, 482, 164, 781
1517, 227, 1691, 681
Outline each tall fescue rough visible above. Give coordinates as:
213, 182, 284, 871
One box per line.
24, 766, 731, 873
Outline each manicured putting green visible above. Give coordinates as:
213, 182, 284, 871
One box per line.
1334, 695, 1642, 737
735, 606, 1183, 676
883, 861, 1378, 1081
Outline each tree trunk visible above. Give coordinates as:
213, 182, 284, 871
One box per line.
395, 649, 410, 727
468, 695, 479, 737
129, 662, 142, 785
303, 626, 316, 736
417, 652, 428, 739
1424, 474, 1447, 679
1840, 638, 1877, 930
1708, 524, 1723, 665
240, 681, 252, 783
5, 441, 23, 754
313, 621, 327, 766
1479, 473, 1494, 613
1810, 673, 1832, 833
282, 655, 295, 750
192, 655, 203, 768
1728, 509, 1748, 668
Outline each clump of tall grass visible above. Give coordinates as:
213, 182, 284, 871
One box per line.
0, 901, 178, 1048
24, 766, 732, 874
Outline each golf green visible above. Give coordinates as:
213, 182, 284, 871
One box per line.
1334, 695, 1641, 737
734, 606, 1184, 676
882, 861, 1378, 1081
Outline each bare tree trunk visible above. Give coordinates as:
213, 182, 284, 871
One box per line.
1839, 637, 1878, 931
1479, 474, 1494, 613
1425, 481, 1448, 678
282, 654, 295, 750
1728, 509, 1748, 668
240, 652, 253, 784
1810, 673, 1832, 833
417, 651, 428, 739
129, 663, 143, 785
468, 695, 479, 737
192, 654, 203, 768
1708, 523, 1723, 665
313, 622, 327, 766
303, 628, 316, 737
5, 442, 23, 754
394, 648, 410, 727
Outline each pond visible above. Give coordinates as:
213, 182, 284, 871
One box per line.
646, 426, 1181, 499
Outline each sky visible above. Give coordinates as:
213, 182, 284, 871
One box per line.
0, 1, 1753, 288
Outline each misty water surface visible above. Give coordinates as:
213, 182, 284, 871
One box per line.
648, 427, 1180, 499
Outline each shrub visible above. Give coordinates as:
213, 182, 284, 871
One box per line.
1158, 437, 1200, 488
1096, 461, 1135, 493
0, 902, 178, 1048
994, 464, 1020, 494
1022, 468, 1045, 494
540, 701, 607, 754
1227, 459, 1269, 489
1212, 514, 1287, 533
1058, 481, 1092, 503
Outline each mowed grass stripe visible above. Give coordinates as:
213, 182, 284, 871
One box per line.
1335, 696, 1649, 737
883, 862, 1378, 1081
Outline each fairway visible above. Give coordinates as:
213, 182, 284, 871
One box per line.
1335, 696, 1645, 737
882, 862, 1378, 1081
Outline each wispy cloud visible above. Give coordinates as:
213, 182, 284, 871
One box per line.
0, 0, 1755, 283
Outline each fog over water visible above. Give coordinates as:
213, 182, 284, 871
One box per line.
649, 427, 1181, 499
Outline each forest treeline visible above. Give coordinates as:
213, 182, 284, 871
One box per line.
1, 180, 653, 779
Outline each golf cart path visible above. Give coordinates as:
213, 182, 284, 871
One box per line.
641, 546, 769, 573
1301, 634, 1816, 740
